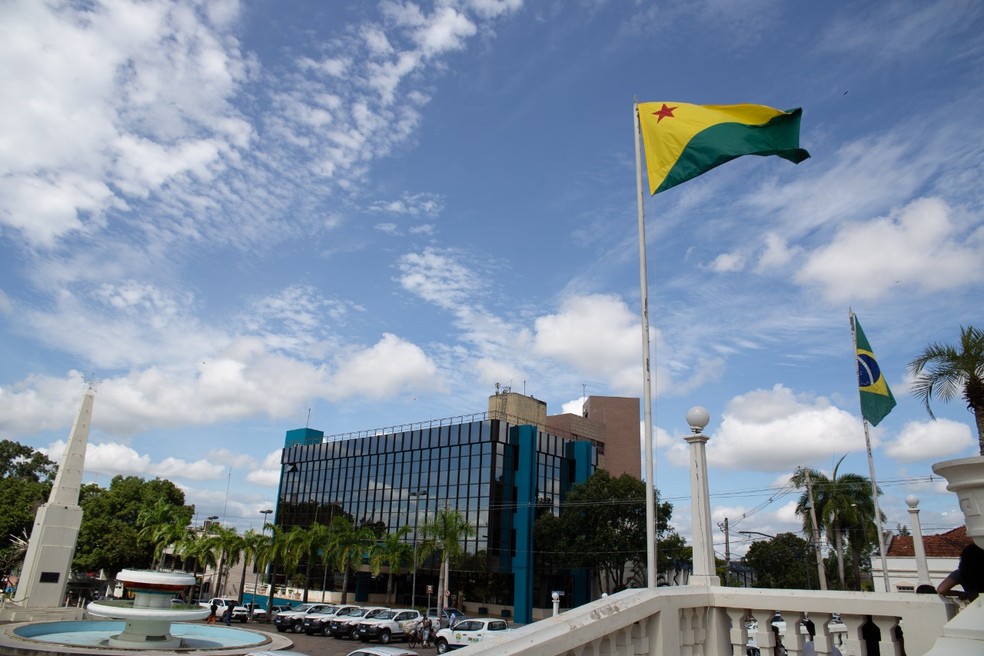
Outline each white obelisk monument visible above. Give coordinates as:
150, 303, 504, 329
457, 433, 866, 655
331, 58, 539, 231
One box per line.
13, 385, 94, 609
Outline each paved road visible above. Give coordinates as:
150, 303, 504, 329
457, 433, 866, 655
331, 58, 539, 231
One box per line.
248, 623, 430, 656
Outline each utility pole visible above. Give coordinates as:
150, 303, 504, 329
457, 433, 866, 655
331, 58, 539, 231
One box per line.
803, 468, 828, 590
718, 518, 731, 586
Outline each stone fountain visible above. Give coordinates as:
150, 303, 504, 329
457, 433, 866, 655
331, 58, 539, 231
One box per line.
85, 570, 209, 648
0, 569, 291, 654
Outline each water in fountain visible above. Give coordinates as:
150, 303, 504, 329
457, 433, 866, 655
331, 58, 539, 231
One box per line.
0, 569, 291, 655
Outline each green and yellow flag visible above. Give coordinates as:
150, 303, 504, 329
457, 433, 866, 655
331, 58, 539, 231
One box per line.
854, 316, 896, 426
637, 102, 810, 195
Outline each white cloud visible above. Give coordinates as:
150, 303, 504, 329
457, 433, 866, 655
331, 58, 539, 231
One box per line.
882, 418, 976, 462
43, 439, 224, 481
691, 384, 863, 472
329, 333, 443, 400
398, 248, 482, 309
533, 294, 640, 388
796, 198, 984, 303
245, 449, 284, 487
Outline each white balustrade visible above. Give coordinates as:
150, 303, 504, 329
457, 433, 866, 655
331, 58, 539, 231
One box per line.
459, 585, 952, 656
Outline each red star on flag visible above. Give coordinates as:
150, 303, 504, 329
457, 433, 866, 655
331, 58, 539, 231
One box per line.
653, 103, 677, 123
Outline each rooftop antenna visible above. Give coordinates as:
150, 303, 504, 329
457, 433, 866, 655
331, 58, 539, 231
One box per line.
306, 407, 312, 428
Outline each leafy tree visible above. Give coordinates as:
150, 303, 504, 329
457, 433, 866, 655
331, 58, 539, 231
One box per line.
201, 524, 243, 598
534, 470, 681, 593
136, 497, 194, 570
908, 325, 984, 454
327, 516, 375, 604
367, 525, 414, 605
0, 441, 56, 583
265, 523, 298, 614
419, 508, 476, 616
74, 476, 191, 580
744, 533, 814, 589
792, 457, 882, 590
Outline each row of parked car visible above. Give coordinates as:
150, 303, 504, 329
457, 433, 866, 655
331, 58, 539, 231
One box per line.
272, 602, 512, 653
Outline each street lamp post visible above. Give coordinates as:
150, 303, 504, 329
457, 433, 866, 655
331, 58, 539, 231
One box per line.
408, 490, 428, 608
251, 509, 273, 619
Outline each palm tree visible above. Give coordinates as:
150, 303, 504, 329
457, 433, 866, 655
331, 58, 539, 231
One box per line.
367, 526, 414, 605
908, 325, 984, 455
421, 508, 475, 616
237, 529, 267, 607
283, 523, 315, 602
176, 529, 218, 598
200, 524, 242, 598
327, 516, 374, 604
142, 522, 189, 570
792, 456, 882, 590
265, 523, 297, 615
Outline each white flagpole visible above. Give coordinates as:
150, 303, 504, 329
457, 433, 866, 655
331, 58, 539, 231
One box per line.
850, 310, 891, 591
634, 102, 658, 588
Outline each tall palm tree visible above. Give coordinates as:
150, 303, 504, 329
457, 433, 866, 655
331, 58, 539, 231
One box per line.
265, 523, 297, 615
237, 529, 266, 606
368, 526, 414, 605
142, 522, 189, 570
421, 508, 475, 616
908, 325, 984, 455
792, 456, 882, 590
201, 524, 242, 598
176, 529, 218, 597
287, 522, 318, 603
327, 516, 374, 604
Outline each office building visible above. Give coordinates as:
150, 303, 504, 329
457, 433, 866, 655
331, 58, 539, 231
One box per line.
274, 391, 640, 623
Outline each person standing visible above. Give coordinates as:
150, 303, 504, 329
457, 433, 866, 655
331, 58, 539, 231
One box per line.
207, 602, 218, 624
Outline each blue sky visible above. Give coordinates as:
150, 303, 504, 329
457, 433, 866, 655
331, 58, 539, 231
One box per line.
2, 0, 983, 560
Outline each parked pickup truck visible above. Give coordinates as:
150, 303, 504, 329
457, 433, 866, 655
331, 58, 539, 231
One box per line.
273, 603, 333, 633
231, 602, 266, 622
434, 617, 512, 653
355, 608, 422, 644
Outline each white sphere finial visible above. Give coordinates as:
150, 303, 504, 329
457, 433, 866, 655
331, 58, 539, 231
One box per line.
906, 495, 919, 508
686, 406, 710, 433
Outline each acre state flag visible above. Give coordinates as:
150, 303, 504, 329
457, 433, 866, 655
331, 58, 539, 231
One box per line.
638, 102, 810, 195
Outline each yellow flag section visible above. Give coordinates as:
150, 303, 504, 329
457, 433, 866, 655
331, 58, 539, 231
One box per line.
637, 102, 810, 195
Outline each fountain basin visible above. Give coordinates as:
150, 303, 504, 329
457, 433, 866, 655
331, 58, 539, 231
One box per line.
2, 620, 291, 655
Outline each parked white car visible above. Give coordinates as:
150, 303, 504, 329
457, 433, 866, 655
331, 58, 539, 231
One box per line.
434, 617, 512, 653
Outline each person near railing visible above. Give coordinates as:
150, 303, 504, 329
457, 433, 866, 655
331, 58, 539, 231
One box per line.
935, 543, 984, 602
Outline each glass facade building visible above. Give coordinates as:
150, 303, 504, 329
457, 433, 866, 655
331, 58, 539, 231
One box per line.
275, 406, 602, 623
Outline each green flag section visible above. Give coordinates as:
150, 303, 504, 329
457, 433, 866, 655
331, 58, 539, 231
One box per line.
637, 102, 810, 195
855, 316, 897, 426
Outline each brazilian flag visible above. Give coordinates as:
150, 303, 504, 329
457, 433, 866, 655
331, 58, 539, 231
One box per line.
855, 316, 896, 426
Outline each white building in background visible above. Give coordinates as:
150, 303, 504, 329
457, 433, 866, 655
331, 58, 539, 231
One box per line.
870, 525, 968, 593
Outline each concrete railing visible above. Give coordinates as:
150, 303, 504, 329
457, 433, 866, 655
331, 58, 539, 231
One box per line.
458, 585, 954, 656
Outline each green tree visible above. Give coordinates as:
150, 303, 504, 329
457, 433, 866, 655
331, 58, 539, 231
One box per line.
744, 533, 814, 589
266, 523, 298, 614
419, 507, 476, 616
74, 476, 192, 580
534, 470, 681, 593
0, 441, 56, 582
908, 325, 984, 455
327, 516, 375, 604
201, 524, 243, 598
792, 457, 882, 590
136, 497, 194, 570
368, 525, 414, 605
